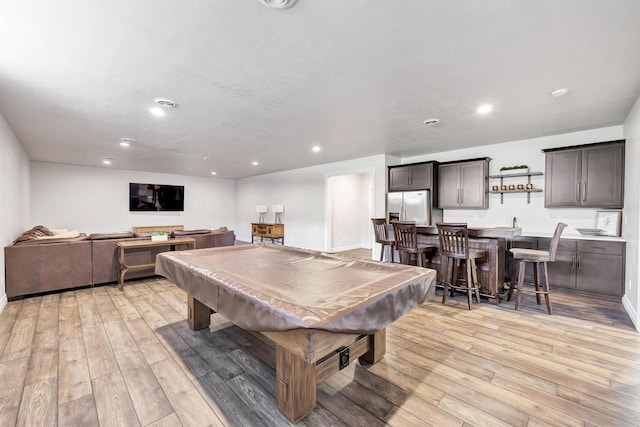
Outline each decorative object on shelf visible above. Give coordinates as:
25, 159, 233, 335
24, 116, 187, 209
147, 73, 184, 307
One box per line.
492, 185, 499, 191
526, 183, 534, 189
489, 171, 543, 204
517, 184, 524, 190
500, 165, 529, 175
151, 231, 169, 242
596, 210, 622, 236
501, 185, 507, 191
508, 184, 515, 190
256, 205, 268, 223
272, 204, 285, 224
576, 228, 605, 236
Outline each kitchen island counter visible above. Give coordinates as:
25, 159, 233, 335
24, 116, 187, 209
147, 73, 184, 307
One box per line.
416, 226, 520, 303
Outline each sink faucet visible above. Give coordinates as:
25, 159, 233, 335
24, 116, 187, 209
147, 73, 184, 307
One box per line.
513, 217, 518, 228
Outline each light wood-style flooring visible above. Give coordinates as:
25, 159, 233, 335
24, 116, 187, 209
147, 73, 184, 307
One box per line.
0, 274, 639, 426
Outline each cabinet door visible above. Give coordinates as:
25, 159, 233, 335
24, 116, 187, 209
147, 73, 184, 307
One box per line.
408, 164, 433, 189
581, 143, 624, 208
438, 164, 460, 208
576, 252, 624, 296
459, 161, 488, 208
545, 150, 582, 207
546, 250, 576, 289
389, 167, 411, 191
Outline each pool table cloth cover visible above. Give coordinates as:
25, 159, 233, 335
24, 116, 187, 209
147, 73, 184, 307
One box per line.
155, 243, 436, 334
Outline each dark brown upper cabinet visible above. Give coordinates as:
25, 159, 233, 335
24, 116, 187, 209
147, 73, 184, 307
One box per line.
388, 162, 436, 191
438, 158, 490, 209
543, 140, 624, 208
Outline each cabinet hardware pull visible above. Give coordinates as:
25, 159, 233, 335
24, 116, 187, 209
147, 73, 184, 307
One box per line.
571, 255, 575, 269
591, 246, 606, 250
577, 256, 581, 269
583, 181, 587, 202
460, 188, 463, 204
576, 181, 580, 202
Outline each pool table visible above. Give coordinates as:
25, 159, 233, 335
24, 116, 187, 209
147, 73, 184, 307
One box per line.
155, 243, 436, 422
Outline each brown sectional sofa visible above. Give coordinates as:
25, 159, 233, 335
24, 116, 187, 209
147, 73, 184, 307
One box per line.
4, 226, 236, 299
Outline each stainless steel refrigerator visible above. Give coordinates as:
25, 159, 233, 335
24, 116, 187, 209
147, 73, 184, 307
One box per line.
387, 190, 441, 225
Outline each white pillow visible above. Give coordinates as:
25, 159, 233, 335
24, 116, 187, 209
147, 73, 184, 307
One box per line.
36, 229, 80, 239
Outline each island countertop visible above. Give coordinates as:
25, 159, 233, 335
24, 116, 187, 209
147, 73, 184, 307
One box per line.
416, 226, 522, 239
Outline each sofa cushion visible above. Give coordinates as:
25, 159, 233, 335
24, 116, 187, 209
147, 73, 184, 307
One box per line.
89, 231, 135, 240
11, 225, 54, 244
13, 234, 88, 246
37, 229, 80, 239
170, 229, 210, 237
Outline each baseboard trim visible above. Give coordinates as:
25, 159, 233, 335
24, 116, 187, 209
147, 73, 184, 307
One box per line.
622, 294, 639, 331
0, 293, 7, 314
332, 244, 367, 253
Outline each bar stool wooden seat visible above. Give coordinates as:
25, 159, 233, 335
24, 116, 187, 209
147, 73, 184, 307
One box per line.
436, 222, 485, 310
392, 221, 436, 267
507, 222, 567, 314
371, 218, 395, 262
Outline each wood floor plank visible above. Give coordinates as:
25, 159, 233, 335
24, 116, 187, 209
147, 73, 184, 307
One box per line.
58, 394, 99, 427
150, 358, 224, 426
0, 357, 29, 425
76, 289, 103, 327
58, 336, 92, 405
227, 373, 296, 427
1, 317, 36, 362
105, 286, 142, 321
24, 327, 58, 385
122, 317, 171, 365
82, 323, 119, 379
145, 412, 182, 427
92, 371, 141, 427
35, 294, 59, 334
16, 377, 57, 427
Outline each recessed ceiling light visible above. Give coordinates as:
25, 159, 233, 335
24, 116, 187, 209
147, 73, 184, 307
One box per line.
102, 157, 114, 165
119, 138, 136, 147
477, 104, 493, 114
203, 156, 209, 160
312, 146, 321, 152
149, 107, 165, 117
550, 88, 568, 97
422, 118, 440, 126
211, 171, 217, 175
252, 161, 259, 166
259, 0, 297, 9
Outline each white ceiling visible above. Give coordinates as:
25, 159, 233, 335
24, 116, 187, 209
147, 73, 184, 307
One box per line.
1, 1, 639, 179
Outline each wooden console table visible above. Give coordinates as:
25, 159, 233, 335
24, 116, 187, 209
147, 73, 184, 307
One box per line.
116, 237, 196, 290
251, 223, 284, 244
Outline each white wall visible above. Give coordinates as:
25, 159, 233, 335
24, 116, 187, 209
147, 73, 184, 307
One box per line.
235, 155, 386, 251
0, 113, 30, 309
623, 96, 640, 330
327, 173, 372, 252
30, 162, 236, 233
403, 126, 625, 236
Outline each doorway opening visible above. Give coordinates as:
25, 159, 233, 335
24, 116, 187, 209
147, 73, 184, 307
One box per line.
325, 171, 374, 254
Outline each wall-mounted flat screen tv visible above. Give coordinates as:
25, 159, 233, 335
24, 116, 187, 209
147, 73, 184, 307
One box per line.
129, 183, 184, 211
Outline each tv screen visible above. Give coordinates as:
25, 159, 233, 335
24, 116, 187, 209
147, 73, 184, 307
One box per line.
129, 183, 184, 211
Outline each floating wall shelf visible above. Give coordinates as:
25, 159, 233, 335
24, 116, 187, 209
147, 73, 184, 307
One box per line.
489, 171, 543, 204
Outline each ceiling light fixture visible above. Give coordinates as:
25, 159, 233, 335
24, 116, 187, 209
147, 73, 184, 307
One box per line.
252, 161, 259, 166
422, 118, 440, 126
259, 0, 297, 9
153, 98, 179, 108
312, 146, 321, 152
119, 138, 136, 147
550, 88, 568, 97
102, 157, 114, 165
477, 104, 493, 114
211, 171, 217, 176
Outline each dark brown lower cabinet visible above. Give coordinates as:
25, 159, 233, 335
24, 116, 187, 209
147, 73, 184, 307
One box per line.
540, 238, 625, 297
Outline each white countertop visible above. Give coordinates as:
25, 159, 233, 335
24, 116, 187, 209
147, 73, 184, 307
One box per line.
521, 230, 626, 242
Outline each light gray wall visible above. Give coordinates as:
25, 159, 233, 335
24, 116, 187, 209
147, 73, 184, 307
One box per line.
327, 173, 372, 252
235, 155, 386, 251
403, 126, 624, 237
0, 113, 30, 307
30, 162, 236, 233
623, 96, 640, 330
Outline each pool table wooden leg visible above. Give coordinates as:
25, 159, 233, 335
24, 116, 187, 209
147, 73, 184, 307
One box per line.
358, 328, 386, 364
188, 295, 211, 330
276, 344, 316, 423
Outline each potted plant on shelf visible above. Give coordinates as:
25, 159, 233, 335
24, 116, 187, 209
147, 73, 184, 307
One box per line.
500, 165, 529, 175
151, 231, 169, 241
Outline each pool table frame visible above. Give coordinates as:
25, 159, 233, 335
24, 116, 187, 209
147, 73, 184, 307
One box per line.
187, 295, 386, 422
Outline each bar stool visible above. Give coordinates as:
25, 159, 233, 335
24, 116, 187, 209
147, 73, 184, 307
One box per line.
392, 221, 436, 267
508, 222, 567, 314
436, 222, 485, 310
371, 218, 395, 262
